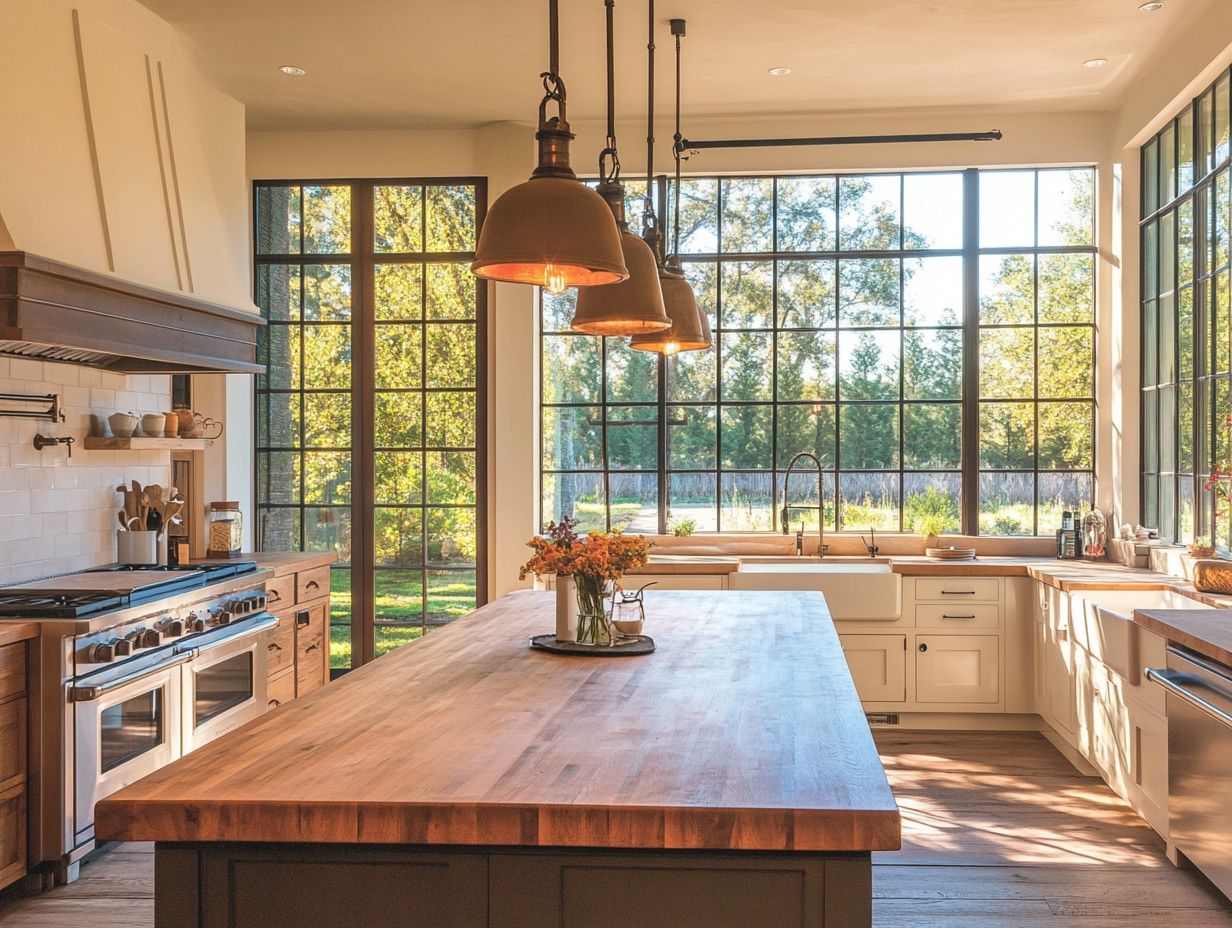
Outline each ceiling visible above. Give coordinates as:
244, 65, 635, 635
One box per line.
139, 0, 1211, 130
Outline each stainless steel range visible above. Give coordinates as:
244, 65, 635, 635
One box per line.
0, 562, 276, 882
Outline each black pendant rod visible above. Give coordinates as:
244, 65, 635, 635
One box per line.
670, 18, 685, 258
676, 129, 1003, 152
549, 0, 559, 77
645, 0, 655, 184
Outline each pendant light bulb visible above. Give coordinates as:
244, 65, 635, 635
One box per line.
543, 264, 569, 296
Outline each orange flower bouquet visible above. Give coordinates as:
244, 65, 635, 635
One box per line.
520, 517, 651, 645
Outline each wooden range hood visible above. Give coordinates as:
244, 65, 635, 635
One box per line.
0, 252, 263, 374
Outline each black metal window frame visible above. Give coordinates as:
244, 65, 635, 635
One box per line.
540, 166, 1097, 536
253, 177, 488, 669
1140, 66, 1232, 545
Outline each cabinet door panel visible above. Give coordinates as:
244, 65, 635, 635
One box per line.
839, 635, 906, 703
915, 635, 999, 704
0, 782, 25, 891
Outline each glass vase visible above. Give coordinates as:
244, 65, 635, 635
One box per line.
574, 573, 612, 646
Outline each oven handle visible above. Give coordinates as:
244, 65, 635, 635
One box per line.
69, 651, 194, 702
1146, 667, 1232, 729
183, 614, 279, 656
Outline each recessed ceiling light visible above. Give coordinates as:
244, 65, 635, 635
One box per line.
1138, 1, 1166, 11
767, 67, 792, 77
279, 65, 306, 76
1083, 58, 1108, 69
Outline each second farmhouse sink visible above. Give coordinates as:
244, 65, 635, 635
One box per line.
1069, 589, 1212, 681
729, 560, 901, 621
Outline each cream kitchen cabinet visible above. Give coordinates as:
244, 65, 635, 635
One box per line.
1035, 583, 1076, 737
838, 635, 907, 703
914, 634, 1000, 705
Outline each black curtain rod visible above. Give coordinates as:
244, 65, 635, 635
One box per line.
676, 129, 1003, 152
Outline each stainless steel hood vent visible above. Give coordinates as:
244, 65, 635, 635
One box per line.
0, 252, 264, 374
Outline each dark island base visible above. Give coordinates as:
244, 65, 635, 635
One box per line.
154, 842, 871, 928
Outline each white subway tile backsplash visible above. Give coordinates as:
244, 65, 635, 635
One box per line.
0, 360, 171, 584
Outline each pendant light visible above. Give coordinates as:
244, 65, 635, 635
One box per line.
569, 0, 671, 336
471, 0, 628, 294
629, 15, 712, 353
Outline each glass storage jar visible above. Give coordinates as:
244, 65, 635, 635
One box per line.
206, 501, 243, 558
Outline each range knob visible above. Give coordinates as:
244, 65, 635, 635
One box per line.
112, 637, 132, 657
131, 627, 161, 649
157, 618, 184, 638
210, 607, 232, 627
88, 640, 118, 662
185, 613, 207, 633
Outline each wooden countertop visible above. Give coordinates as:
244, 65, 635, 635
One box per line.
0, 623, 38, 647
95, 590, 900, 853
191, 551, 336, 577
1134, 609, 1232, 666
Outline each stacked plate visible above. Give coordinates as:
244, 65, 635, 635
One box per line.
925, 546, 977, 560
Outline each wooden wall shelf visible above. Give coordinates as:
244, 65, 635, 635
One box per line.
83, 436, 214, 451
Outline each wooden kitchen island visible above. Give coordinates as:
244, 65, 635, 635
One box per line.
96, 590, 900, 928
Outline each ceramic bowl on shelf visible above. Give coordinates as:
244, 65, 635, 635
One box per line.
141, 414, 167, 437
108, 412, 138, 438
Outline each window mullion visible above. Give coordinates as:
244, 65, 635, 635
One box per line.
961, 168, 981, 535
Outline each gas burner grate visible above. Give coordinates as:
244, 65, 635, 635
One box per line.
0, 591, 128, 618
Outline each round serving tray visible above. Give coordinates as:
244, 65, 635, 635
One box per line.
925, 546, 977, 560
530, 634, 655, 656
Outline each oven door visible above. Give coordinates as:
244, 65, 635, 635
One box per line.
181, 614, 277, 753
71, 655, 188, 847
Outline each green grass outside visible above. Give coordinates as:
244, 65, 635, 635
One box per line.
327, 568, 477, 667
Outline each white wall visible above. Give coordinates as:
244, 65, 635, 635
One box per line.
0, 360, 171, 585
249, 107, 1118, 596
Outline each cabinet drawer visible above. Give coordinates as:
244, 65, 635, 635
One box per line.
295, 601, 327, 697
267, 669, 296, 710
0, 697, 26, 794
0, 782, 25, 891
266, 614, 295, 677
914, 577, 1000, 602
296, 566, 331, 603
839, 634, 906, 703
0, 643, 25, 703
914, 602, 1000, 629
265, 574, 296, 610
915, 634, 1000, 704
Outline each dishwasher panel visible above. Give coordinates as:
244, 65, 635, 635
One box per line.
1150, 646, 1232, 901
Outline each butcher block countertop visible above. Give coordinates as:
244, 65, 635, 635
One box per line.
191, 551, 336, 577
0, 623, 37, 647
95, 589, 900, 853
1134, 609, 1232, 666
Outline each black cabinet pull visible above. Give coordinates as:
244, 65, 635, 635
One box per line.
919, 643, 928, 652
296, 611, 310, 628
942, 614, 977, 620
941, 590, 976, 595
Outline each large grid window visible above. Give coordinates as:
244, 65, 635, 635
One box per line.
977, 169, 1096, 535
1141, 68, 1232, 545
541, 168, 1096, 535
255, 180, 486, 670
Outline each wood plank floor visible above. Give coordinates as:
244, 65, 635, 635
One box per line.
1, 731, 1229, 926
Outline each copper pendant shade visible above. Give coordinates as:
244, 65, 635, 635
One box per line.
629, 258, 711, 352
470, 1, 628, 293
628, 14, 710, 353
571, 183, 671, 335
